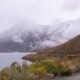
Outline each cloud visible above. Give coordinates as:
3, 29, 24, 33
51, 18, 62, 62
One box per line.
0, 0, 80, 34
0, 0, 40, 32
0, 0, 64, 26
64, 0, 80, 11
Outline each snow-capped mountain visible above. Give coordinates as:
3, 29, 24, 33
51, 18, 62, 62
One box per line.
0, 19, 80, 52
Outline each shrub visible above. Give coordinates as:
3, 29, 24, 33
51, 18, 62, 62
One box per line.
60, 68, 72, 76
0, 59, 75, 80
38, 60, 60, 76
30, 65, 47, 79
31, 59, 74, 77
58, 59, 76, 76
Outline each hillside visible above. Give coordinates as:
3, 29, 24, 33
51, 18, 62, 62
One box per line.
23, 35, 80, 61
38, 35, 80, 55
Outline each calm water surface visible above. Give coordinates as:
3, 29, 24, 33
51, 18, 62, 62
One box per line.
0, 52, 31, 70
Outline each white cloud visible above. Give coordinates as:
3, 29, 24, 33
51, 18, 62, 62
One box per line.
64, 0, 80, 11
62, 0, 80, 21
0, 0, 64, 26
0, 0, 80, 34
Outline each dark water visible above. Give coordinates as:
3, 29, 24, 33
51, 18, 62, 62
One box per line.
0, 52, 31, 70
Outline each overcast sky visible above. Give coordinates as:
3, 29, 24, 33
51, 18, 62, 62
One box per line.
0, 0, 80, 33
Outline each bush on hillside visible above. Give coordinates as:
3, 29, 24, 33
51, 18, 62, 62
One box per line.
0, 59, 76, 80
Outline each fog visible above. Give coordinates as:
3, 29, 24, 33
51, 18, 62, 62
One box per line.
0, 0, 80, 36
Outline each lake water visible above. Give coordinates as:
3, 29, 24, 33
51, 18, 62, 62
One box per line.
0, 52, 31, 70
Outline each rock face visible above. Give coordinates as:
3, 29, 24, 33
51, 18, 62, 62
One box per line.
23, 35, 80, 61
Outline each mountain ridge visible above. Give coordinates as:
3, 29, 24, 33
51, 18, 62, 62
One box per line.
22, 35, 80, 61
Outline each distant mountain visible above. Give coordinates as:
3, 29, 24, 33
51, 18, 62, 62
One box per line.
0, 20, 80, 52
39, 35, 80, 55
23, 35, 80, 61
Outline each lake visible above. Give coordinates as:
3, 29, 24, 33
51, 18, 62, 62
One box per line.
0, 52, 31, 70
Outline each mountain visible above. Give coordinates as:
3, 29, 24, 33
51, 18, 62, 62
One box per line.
23, 35, 80, 61
39, 35, 80, 55
0, 19, 80, 52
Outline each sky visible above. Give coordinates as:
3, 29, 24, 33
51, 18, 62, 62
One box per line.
0, 0, 80, 33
